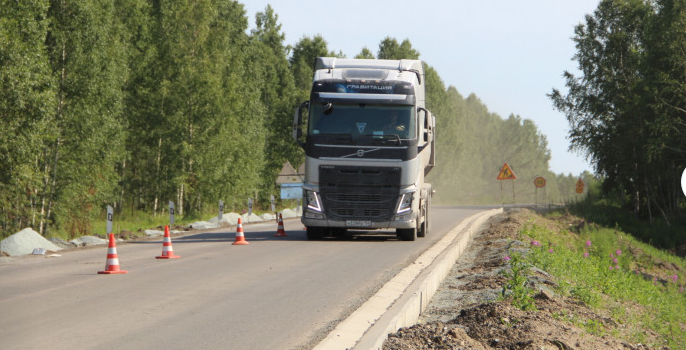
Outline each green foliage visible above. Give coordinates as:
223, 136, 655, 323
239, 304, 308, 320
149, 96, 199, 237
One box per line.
569, 187, 686, 250
500, 251, 537, 311
354, 47, 375, 59
521, 213, 686, 348
0, 5, 576, 239
0, 0, 55, 234
377, 37, 420, 60
550, 0, 686, 220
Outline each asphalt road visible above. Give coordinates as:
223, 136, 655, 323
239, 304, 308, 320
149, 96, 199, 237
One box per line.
0, 206, 489, 350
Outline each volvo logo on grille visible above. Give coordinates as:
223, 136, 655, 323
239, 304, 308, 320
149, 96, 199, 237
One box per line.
342, 148, 380, 158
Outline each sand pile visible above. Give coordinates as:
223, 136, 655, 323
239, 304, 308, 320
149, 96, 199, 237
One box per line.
0, 228, 63, 256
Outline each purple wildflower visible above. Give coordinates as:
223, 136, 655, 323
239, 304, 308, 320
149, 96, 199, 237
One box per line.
672, 275, 678, 283
586, 240, 591, 247
616, 249, 622, 256
503, 256, 511, 261
583, 252, 589, 258
548, 248, 554, 253
612, 257, 618, 264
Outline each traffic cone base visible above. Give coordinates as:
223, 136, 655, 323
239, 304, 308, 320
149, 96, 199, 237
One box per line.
275, 214, 287, 237
156, 225, 180, 259
233, 218, 249, 245
98, 233, 128, 274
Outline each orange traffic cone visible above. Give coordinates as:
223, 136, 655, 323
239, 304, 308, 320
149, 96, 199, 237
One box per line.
275, 214, 287, 237
232, 218, 249, 245
98, 233, 128, 274
156, 225, 180, 259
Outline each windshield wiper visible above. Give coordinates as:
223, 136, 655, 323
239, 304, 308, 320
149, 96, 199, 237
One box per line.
370, 134, 401, 145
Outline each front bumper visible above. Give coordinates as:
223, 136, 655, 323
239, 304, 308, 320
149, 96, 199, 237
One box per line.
301, 212, 416, 230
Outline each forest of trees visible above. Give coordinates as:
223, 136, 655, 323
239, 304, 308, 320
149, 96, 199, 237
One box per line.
551, 0, 686, 223
1, 0, 582, 239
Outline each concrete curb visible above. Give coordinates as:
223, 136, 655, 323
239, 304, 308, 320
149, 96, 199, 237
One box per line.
313, 207, 503, 350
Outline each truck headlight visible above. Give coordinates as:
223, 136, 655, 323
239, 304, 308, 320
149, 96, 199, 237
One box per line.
396, 192, 413, 214
305, 190, 322, 212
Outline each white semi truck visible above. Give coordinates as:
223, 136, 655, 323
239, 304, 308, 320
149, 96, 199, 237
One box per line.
292, 57, 435, 241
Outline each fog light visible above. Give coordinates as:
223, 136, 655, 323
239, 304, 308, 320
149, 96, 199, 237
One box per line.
305, 212, 324, 219
394, 214, 411, 221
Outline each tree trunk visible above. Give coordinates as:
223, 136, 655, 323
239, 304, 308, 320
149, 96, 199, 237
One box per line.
645, 180, 653, 225
153, 137, 162, 217
118, 159, 126, 211
44, 39, 68, 235
45, 138, 61, 235
178, 183, 184, 217
38, 146, 50, 234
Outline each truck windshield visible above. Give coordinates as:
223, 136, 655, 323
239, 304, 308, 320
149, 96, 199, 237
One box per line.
308, 104, 415, 141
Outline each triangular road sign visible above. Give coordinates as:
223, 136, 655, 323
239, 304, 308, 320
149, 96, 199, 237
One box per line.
276, 161, 303, 184
497, 163, 517, 180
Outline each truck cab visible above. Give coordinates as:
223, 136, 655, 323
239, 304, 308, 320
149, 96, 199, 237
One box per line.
293, 58, 435, 241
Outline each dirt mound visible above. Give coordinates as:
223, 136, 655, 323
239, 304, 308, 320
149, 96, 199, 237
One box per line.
383, 209, 646, 350
385, 299, 633, 350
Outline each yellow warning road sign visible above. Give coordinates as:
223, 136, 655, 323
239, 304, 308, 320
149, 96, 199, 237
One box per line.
497, 163, 517, 180
575, 178, 585, 194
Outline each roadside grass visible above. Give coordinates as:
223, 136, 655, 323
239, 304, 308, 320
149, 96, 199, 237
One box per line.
49, 202, 295, 241
512, 211, 686, 349
567, 198, 686, 252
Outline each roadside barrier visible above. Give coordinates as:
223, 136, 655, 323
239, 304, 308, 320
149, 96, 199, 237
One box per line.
232, 218, 249, 245
275, 214, 287, 237
98, 233, 128, 274
156, 225, 180, 259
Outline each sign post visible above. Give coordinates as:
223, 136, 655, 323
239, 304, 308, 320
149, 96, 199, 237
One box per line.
576, 178, 585, 194
218, 200, 224, 222
533, 176, 546, 207
169, 201, 175, 226
247, 198, 253, 221
106, 205, 113, 234
497, 163, 517, 206
276, 161, 305, 200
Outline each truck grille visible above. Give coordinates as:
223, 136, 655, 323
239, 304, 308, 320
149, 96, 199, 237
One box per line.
332, 193, 382, 203
319, 165, 401, 221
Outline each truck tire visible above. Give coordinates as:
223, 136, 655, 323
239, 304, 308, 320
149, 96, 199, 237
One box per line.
306, 226, 326, 240
417, 194, 431, 237
417, 219, 427, 238
418, 194, 431, 238
396, 227, 416, 241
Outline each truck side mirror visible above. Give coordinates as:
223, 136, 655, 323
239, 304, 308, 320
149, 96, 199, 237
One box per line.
293, 101, 309, 148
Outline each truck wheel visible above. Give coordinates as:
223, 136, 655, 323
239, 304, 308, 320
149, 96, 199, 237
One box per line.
306, 226, 326, 240
417, 219, 427, 238
396, 227, 416, 241
418, 195, 430, 238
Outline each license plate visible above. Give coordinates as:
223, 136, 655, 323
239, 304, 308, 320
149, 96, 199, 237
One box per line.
346, 220, 371, 227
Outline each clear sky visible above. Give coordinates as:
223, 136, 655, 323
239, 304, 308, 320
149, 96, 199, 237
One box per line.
241, 0, 601, 176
